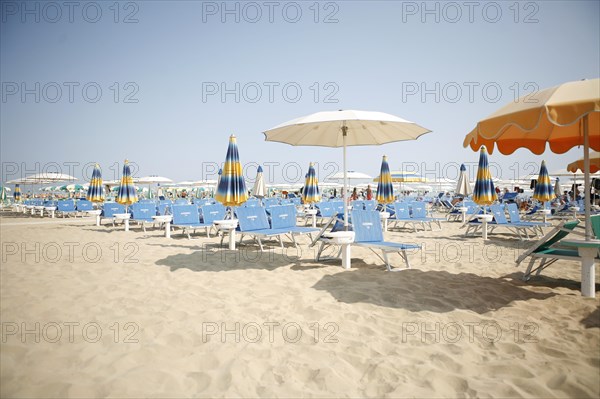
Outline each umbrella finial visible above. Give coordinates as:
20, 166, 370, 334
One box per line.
124, 159, 129, 164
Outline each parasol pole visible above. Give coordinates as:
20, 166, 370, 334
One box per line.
342, 124, 349, 227
583, 115, 591, 240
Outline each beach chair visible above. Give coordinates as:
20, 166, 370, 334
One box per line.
505, 203, 549, 236
76, 199, 94, 216
174, 199, 189, 205
100, 202, 126, 226
198, 203, 226, 238
234, 206, 290, 251
315, 202, 337, 225
411, 202, 443, 230
351, 210, 421, 271
269, 205, 319, 246
171, 205, 206, 239
389, 202, 425, 232
514, 218, 598, 281
486, 204, 538, 240
57, 200, 77, 218
130, 203, 157, 232
501, 192, 518, 203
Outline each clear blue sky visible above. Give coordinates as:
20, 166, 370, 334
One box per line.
1, 0, 599, 185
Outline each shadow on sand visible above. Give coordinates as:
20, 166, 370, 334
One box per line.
311, 268, 556, 313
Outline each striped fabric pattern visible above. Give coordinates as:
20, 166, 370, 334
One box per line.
215, 135, 249, 207
116, 160, 139, 206
473, 147, 498, 205
376, 155, 394, 204
302, 162, 321, 204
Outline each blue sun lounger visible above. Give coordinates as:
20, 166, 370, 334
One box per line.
171, 204, 204, 239
57, 200, 77, 218
100, 202, 126, 226
505, 203, 549, 235
235, 206, 290, 251
130, 202, 157, 232
198, 203, 226, 238
269, 205, 320, 247
351, 210, 421, 271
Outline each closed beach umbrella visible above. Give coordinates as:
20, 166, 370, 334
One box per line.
375, 155, 394, 205
217, 168, 223, 187
87, 163, 105, 203
532, 160, 554, 203
302, 163, 321, 205
473, 147, 497, 207
554, 178, 561, 199
464, 78, 599, 240
0, 186, 7, 202
252, 165, 267, 198
116, 160, 139, 209
455, 164, 473, 197
215, 135, 248, 208
14, 184, 21, 202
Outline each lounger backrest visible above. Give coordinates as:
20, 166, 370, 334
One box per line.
157, 203, 171, 215
351, 210, 383, 243
200, 204, 226, 223
131, 203, 156, 221
363, 200, 377, 211
351, 200, 365, 210
244, 198, 261, 207
490, 205, 508, 224
316, 203, 335, 217
264, 198, 279, 207
102, 203, 125, 217
591, 215, 600, 239
57, 200, 75, 211
175, 199, 189, 205
411, 202, 427, 218
172, 205, 200, 225
269, 205, 297, 229
76, 200, 93, 211
236, 206, 270, 231
538, 220, 580, 251
393, 203, 410, 219
330, 201, 344, 213
505, 203, 522, 223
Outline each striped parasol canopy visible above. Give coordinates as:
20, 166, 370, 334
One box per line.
532, 160, 554, 203
116, 160, 139, 207
473, 147, 497, 206
252, 165, 267, 198
215, 135, 248, 207
302, 162, 321, 204
375, 155, 394, 204
14, 184, 21, 202
455, 163, 473, 197
87, 163, 105, 202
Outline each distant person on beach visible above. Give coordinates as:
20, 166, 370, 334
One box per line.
366, 185, 373, 200
350, 187, 359, 201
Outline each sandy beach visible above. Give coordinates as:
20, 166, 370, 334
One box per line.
1, 211, 598, 398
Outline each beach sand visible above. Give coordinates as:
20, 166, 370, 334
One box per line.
1, 211, 599, 398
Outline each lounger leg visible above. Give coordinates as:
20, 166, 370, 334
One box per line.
257, 237, 264, 252
317, 242, 326, 261
382, 250, 391, 272
291, 234, 299, 250
279, 236, 284, 249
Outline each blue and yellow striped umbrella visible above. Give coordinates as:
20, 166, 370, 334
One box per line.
14, 184, 21, 202
87, 163, 105, 203
116, 160, 138, 207
533, 160, 554, 203
376, 155, 394, 204
302, 162, 321, 204
215, 135, 248, 207
473, 147, 497, 206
